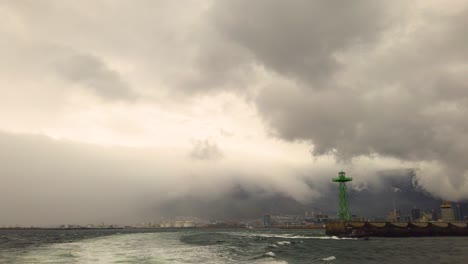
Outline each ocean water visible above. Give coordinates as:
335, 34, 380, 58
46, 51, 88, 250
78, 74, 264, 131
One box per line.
1, 228, 468, 263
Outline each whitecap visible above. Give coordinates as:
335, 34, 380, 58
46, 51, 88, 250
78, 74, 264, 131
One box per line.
254, 260, 288, 264
322, 256, 336, 261
330, 236, 356, 240
226, 232, 355, 240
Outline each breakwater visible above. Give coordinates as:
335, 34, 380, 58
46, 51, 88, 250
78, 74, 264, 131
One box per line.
326, 221, 468, 237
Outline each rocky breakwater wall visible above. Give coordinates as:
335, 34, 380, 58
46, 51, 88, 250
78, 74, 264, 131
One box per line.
325, 222, 468, 237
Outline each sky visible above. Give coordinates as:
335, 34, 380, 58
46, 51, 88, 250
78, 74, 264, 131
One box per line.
1, 0, 468, 225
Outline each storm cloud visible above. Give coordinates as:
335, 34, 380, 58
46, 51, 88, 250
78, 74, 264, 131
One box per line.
1, 0, 468, 225
204, 0, 468, 198
55, 53, 135, 100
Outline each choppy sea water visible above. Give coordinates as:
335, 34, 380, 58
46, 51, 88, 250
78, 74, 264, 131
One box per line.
1, 228, 468, 263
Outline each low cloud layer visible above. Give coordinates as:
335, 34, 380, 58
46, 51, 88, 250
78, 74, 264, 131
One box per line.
189, 140, 223, 161
1, 1, 468, 225
0, 132, 437, 225
0, 132, 329, 225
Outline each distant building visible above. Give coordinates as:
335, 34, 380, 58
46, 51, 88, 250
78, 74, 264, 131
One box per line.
411, 208, 421, 222
431, 209, 440, 222
314, 214, 329, 223
454, 204, 463, 221
369, 216, 387, 222
263, 215, 272, 227
419, 212, 433, 222
269, 215, 304, 227
400, 215, 411, 222
440, 202, 455, 222
460, 203, 468, 221
183, 221, 195, 228
387, 210, 401, 222
352, 215, 366, 221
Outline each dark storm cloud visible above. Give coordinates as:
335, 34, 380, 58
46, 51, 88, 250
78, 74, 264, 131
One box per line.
204, 1, 468, 197
55, 53, 135, 100
179, 0, 395, 95
210, 0, 392, 86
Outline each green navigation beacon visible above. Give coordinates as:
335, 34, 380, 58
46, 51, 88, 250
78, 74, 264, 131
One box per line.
332, 171, 353, 221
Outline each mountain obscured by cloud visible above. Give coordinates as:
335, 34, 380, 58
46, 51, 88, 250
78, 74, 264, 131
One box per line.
0, 131, 448, 225
0, 132, 326, 225
151, 169, 445, 220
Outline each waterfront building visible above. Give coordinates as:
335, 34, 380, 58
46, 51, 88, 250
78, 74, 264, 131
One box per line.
411, 208, 421, 222
419, 212, 433, 222
183, 221, 195, 228
400, 215, 411, 222
431, 209, 440, 222
440, 202, 455, 222
263, 215, 272, 227
174, 221, 184, 228
314, 214, 329, 223
387, 210, 401, 222
454, 203, 463, 221
460, 203, 468, 221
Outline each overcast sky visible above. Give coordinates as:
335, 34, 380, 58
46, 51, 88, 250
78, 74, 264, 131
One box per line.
1, 0, 468, 225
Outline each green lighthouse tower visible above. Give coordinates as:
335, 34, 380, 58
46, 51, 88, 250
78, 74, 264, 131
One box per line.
332, 171, 353, 221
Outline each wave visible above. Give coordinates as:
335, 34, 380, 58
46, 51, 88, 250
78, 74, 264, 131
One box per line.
309, 256, 337, 263
322, 256, 336, 261
226, 232, 356, 240
254, 260, 288, 264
